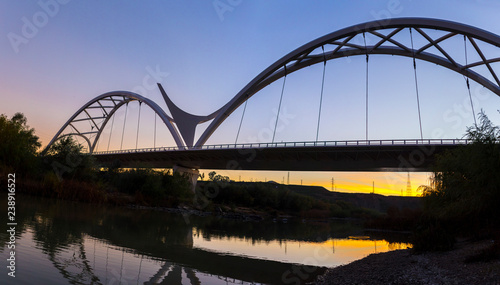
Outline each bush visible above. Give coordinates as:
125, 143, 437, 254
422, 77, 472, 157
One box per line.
423, 111, 500, 233
43, 136, 97, 181
0, 113, 41, 174
200, 182, 317, 214
107, 169, 192, 206
365, 207, 422, 231
412, 220, 456, 252
415, 111, 500, 251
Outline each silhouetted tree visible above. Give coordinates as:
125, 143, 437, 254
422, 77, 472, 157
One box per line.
208, 171, 229, 182
0, 112, 41, 173
44, 136, 96, 181
420, 110, 500, 239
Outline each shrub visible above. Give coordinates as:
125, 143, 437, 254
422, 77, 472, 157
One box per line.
423, 111, 500, 233
43, 136, 97, 181
412, 220, 455, 252
415, 111, 500, 251
0, 113, 41, 174
106, 169, 192, 206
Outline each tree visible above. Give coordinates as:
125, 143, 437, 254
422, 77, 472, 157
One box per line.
422, 110, 500, 232
208, 171, 229, 182
465, 111, 500, 143
44, 136, 96, 181
45, 136, 84, 158
0, 112, 41, 173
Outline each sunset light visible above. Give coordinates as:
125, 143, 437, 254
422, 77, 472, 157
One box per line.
3, 1, 500, 284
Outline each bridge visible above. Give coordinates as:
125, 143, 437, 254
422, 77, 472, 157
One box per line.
92, 139, 467, 172
43, 18, 500, 179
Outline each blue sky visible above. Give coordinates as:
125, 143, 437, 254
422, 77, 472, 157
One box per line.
2, 0, 500, 195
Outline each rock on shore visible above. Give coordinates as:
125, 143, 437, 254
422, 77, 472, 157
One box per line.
315, 241, 500, 285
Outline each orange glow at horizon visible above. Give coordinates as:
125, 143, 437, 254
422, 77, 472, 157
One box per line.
193, 229, 411, 268
200, 170, 431, 197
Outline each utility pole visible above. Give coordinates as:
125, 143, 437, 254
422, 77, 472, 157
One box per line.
372, 181, 375, 194
331, 177, 335, 191
287, 172, 290, 185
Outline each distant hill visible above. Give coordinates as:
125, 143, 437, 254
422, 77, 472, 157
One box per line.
284, 184, 422, 213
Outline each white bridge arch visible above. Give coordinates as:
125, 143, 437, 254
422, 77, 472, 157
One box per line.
43, 91, 184, 153
45, 18, 500, 152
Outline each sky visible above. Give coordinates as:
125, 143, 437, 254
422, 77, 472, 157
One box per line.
2, 0, 500, 196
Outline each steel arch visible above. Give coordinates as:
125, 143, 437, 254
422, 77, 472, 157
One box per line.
43, 91, 184, 154
50, 133, 93, 152
195, 17, 500, 147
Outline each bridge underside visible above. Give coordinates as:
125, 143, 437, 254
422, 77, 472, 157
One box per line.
94, 144, 457, 172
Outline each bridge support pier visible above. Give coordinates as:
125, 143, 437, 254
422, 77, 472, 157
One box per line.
173, 165, 199, 193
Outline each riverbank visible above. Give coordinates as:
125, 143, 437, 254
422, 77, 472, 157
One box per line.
314, 239, 500, 284
16, 175, 420, 221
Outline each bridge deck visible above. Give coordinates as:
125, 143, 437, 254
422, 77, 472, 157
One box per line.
93, 139, 466, 172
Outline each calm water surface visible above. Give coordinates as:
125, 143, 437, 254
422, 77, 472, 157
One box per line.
1, 195, 411, 284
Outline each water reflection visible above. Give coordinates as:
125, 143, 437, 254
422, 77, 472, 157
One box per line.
1, 195, 411, 284
193, 232, 411, 268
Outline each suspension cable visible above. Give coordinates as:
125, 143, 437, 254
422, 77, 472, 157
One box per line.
107, 112, 115, 151
120, 102, 129, 150
94, 116, 104, 152
410, 28, 424, 140
363, 33, 369, 141
316, 46, 327, 142
464, 35, 477, 126
154, 113, 157, 149
235, 96, 248, 144
272, 65, 287, 143
87, 133, 96, 153
135, 101, 142, 149
94, 132, 100, 152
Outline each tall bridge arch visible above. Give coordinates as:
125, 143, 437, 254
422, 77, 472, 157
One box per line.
43, 91, 183, 154
46, 18, 500, 153
195, 17, 500, 147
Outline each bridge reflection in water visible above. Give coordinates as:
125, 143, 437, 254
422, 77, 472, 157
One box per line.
1, 195, 411, 284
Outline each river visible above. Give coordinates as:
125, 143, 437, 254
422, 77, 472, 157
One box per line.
1, 194, 411, 284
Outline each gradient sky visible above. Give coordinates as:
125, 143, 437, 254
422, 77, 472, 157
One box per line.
2, 0, 500, 196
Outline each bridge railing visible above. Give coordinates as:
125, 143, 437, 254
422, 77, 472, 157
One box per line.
92, 139, 469, 155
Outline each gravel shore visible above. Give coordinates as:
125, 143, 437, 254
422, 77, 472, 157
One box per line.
315, 240, 500, 285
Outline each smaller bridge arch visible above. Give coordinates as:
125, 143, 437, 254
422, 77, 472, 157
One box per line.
43, 91, 184, 154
